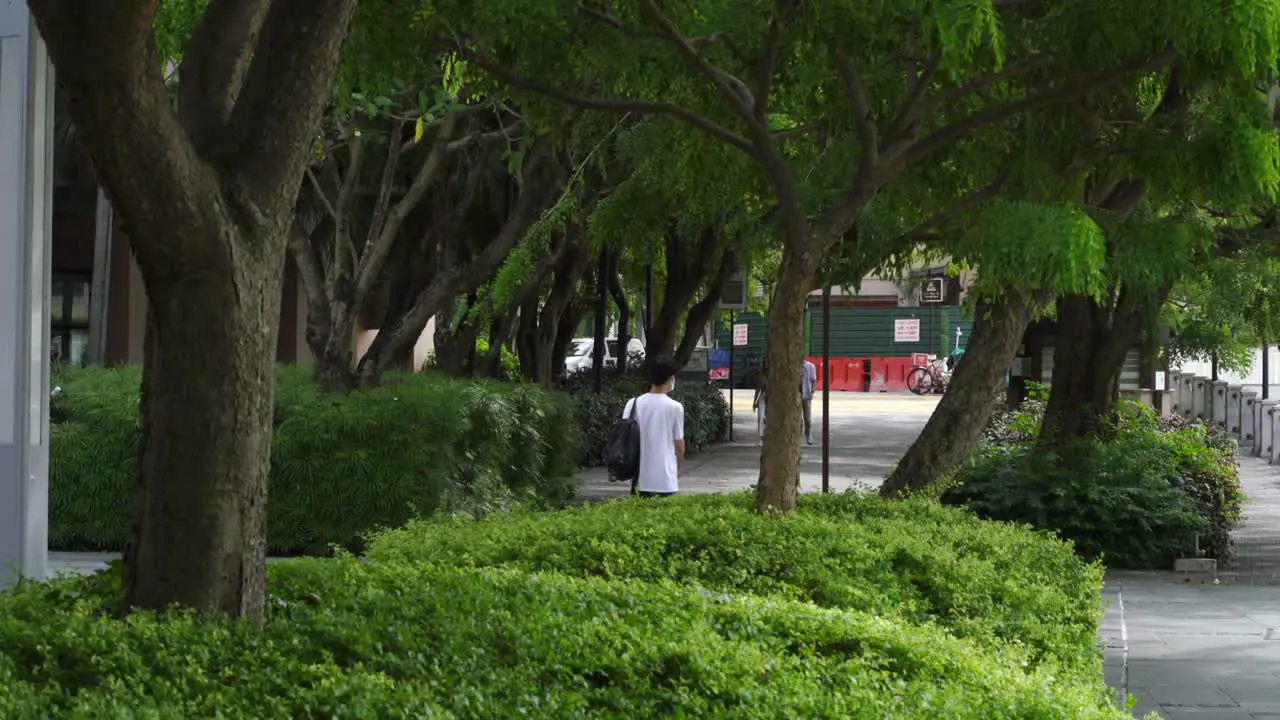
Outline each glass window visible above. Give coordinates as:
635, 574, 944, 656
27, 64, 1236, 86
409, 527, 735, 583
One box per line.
69, 281, 90, 323
51, 272, 92, 367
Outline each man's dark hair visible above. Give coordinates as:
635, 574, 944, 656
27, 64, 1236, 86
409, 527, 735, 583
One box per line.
648, 355, 679, 387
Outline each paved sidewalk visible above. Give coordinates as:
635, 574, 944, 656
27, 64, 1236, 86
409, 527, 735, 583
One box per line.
576, 391, 938, 500
1101, 457, 1280, 719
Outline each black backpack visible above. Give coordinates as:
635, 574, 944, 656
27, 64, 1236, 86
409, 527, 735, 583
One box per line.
604, 396, 642, 483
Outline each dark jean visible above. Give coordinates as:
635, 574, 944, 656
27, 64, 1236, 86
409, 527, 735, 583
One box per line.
637, 491, 675, 498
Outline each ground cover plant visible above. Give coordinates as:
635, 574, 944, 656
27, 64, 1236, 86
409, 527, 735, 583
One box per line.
956, 392, 1243, 568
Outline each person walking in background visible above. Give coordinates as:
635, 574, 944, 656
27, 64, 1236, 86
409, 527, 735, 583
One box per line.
752, 361, 767, 444
801, 357, 817, 445
621, 356, 686, 497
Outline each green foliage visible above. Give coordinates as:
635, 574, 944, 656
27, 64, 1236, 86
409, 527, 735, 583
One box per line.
958, 201, 1107, 299
369, 492, 1103, 672
473, 338, 521, 381
49, 366, 579, 555
0, 547, 1133, 719
955, 400, 1244, 568
555, 371, 730, 467
1166, 251, 1280, 371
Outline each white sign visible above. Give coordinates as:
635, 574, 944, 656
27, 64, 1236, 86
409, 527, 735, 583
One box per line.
1155, 371, 1167, 390
894, 318, 920, 343
732, 323, 749, 346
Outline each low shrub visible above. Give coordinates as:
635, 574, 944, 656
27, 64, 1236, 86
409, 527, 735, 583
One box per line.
368, 491, 1104, 671
959, 398, 1244, 568
49, 365, 579, 555
556, 369, 730, 467
0, 557, 1132, 719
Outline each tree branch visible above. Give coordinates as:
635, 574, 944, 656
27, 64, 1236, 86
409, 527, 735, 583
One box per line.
754, 2, 790, 121
363, 118, 408, 254
458, 45, 753, 153
883, 51, 942, 142
637, 0, 757, 118
360, 142, 567, 373
832, 48, 879, 176
902, 174, 1008, 242
354, 114, 460, 305
177, 0, 269, 155
304, 168, 339, 223
926, 55, 1045, 109
222, 0, 358, 203
903, 49, 1176, 168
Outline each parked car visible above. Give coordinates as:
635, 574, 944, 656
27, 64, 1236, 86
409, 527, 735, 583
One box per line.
564, 337, 645, 372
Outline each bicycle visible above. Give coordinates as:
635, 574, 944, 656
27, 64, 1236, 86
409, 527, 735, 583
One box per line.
907, 358, 950, 395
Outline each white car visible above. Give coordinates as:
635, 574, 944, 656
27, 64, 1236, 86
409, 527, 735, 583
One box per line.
565, 337, 645, 372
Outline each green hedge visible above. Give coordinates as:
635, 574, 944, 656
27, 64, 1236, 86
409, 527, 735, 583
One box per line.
0, 552, 1131, 718
557, 371, 730, 467
49, 365, 579, 555
368, 492, 1103, 672
957, 397, 1244, 568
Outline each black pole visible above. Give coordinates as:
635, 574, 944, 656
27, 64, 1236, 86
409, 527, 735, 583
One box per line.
1211, 353, 1219, 382
593, 249, 608, 394
1264, 342, 1271, 400
822, 284, 831, 493
928, 298, 934, 359
728, 310, 735, 443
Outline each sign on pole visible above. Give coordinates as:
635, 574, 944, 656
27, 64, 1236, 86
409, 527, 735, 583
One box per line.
922, 277, 945, 304
894, 318, 921, 343
732, 323, 749, 346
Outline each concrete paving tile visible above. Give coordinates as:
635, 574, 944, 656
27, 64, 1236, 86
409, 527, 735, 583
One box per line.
1143, 683, 1238, 708
1160, 710, 1255, 720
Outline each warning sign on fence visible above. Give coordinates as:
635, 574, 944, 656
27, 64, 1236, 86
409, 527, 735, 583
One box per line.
894, 318, 920, 343
911, 353, 929, 367
732, 323, 749, 346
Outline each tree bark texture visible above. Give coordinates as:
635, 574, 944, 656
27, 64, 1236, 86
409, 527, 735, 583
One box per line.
644, 225, 735, 367
515, 236, 589, 383
355, 142, 566, 385
757, 258, 812, 512
30, 0, 357, 617
880, 291, 1042, 498
1038, 288, 1164, 447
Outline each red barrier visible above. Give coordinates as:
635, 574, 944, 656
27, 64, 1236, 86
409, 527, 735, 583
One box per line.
844, 359, 867, 392
882, 357, 913, 392
805, 356, 825, 390
791, 356, 924, 392
868, 358, 889, 392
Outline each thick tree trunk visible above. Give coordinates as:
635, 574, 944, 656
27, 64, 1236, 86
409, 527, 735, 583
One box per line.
125, 232, 285, 616
880, 291, 1041, 497
757, 252, 814, 512
1039, 290, 1159, 447
31, 0, 357, 618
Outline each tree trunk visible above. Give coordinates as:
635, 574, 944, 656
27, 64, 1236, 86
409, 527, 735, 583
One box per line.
756, 250, 815, 512
31, 0, 357, 618
125, 240, 283, 615
880, 291, 1041, 497
1039, 289, 1162, 447
607, 260, 632, 376
673, 249, 738, 367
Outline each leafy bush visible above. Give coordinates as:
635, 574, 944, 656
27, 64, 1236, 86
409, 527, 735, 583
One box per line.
556, 369, 730, 467
49, 365, 579, 555
368, 491, 1104, 671
962, 398, 1244, 568
0, 556, 1132, 719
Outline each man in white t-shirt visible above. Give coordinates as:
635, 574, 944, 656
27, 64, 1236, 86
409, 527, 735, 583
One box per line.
622, 356, 685, 497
